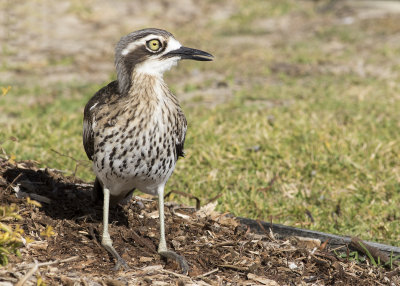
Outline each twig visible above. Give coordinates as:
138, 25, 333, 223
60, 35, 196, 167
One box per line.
330, 245, 346, 252
16, 259, 38, 286
5, 172, 23, 192
164, 190, 201, 210
196, 268, 219, 278
18, 255, 79, 270
305, 209, 315, 223
319, 239, 330, 251
73, 182, 94, 188
39, 167, 68, 174
256, 219, 273, 239
213, 241, 236, 248
160, 268, 190, 279
205, 193, 222, 206
50, 149, 86, 164
131, 230, 157, 254
257, 174, 279, 192
88, 226, 102, 249
50, 149, 90, 177
255, 219, 276, 241
219, 264, 248, 271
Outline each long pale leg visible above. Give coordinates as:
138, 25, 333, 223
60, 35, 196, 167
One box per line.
101, 187, 130, 270
157, 184, 189, 275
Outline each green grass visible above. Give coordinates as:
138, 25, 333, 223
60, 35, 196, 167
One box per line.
0, 83, 96, 179
1, 0, 400, 246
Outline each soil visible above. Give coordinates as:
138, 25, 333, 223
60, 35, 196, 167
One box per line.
0, 158, 399, 285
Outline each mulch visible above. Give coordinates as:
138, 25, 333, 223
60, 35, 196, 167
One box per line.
0, 158, 399, 285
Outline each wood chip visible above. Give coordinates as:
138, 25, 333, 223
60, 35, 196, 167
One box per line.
291, 236, 321, 249
1, 157, 399, 285
139, 256, 154, 263
247, 273, 280, 285
197, 201, 218, 218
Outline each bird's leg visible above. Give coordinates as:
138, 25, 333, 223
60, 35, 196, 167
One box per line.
157, 185, 189, 275
101, 187, 130, 270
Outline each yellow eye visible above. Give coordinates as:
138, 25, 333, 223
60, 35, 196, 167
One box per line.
147, 39, 162, 51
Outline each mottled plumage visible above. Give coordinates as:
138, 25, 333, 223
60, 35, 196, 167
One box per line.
82, 28, 212, 273
83, 75, 186, 199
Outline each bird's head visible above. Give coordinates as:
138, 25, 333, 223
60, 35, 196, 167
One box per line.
115, 28, 213, 94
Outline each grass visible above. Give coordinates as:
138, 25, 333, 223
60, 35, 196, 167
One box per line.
0, 204, 27, 265
1, 0, 400, 247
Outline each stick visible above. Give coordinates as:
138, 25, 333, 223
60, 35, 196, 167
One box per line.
5, 173, 23, 192
219, 264, 248, 271
160, 268, 190, 279
16, 259, 38, 286
164, 190, 201, 210
196, 268, 219, 278
18, 256, 79, 270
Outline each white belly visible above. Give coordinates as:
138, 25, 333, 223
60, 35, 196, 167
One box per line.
93, 157, 176, 197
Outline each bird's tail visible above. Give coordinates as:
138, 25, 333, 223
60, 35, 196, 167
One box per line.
91, 177, 104, 204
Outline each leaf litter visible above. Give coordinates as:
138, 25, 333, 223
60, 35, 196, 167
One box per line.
0, 158, 399, 285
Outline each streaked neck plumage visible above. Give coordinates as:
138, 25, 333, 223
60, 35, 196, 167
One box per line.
123, 71, 179, 110
116, 56, 179, 96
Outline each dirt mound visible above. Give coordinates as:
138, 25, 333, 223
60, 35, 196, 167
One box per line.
0, 158, 398, 285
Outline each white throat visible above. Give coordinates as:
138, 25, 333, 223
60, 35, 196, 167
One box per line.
135, 57, 179, 78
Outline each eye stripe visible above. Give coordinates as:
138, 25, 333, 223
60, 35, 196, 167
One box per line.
121, 35, 164, 56
120, 34, 179, 57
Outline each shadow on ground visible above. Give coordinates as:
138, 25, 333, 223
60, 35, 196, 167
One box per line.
1, 158, 399, 285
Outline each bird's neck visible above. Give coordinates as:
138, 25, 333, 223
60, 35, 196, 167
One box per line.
124, 72, 178, 105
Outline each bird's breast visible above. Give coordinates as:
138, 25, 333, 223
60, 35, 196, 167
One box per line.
92, 98, 178, 196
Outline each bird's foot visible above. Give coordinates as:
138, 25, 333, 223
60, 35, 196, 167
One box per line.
102, 241, 130, 271
112, 255, 130, 271
159, 249, 189, 275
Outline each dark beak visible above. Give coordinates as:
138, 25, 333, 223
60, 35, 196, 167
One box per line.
166, 46, 214, 61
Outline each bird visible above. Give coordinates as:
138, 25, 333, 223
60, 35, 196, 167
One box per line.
82, 28, 213, 274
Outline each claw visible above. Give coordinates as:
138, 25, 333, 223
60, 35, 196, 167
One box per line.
113, 256, 130, 271
159, 250, 189, 275
103, 242, 131, 271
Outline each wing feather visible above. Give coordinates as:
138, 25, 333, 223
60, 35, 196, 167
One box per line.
175, 109, 187, 159
83, 81, 119, 160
